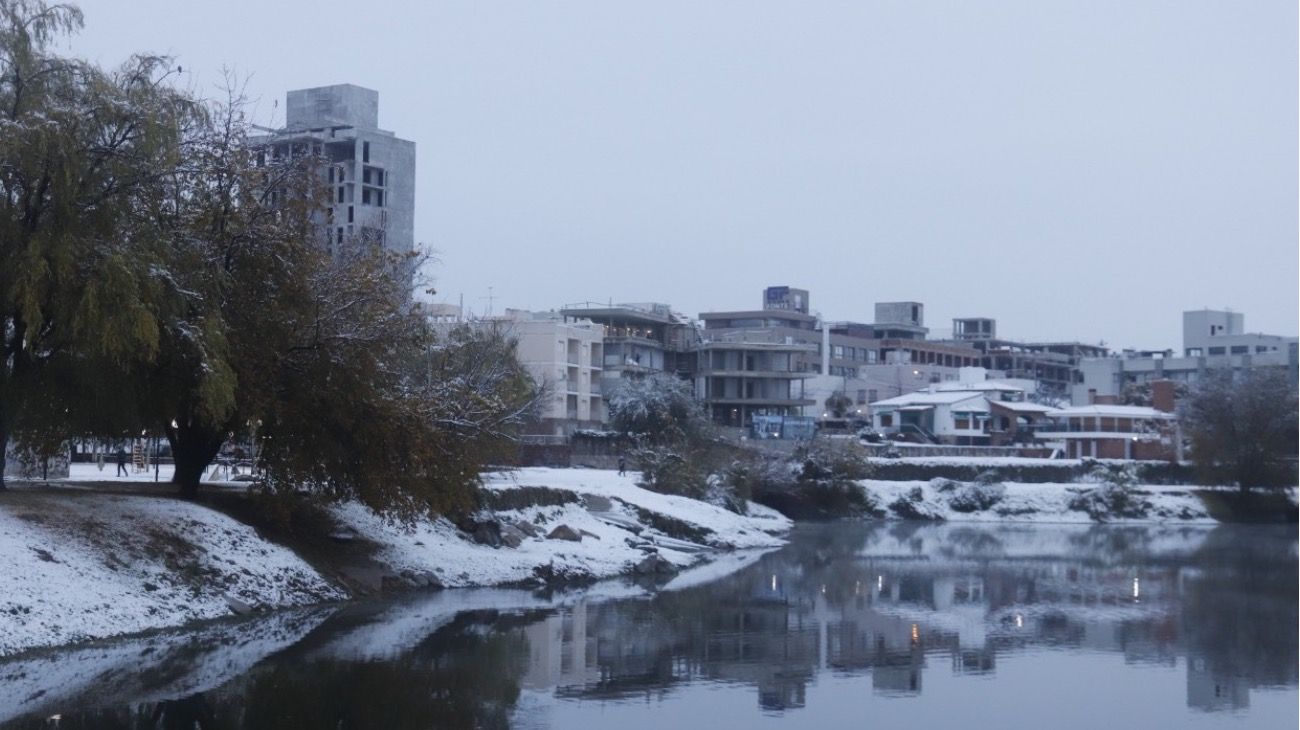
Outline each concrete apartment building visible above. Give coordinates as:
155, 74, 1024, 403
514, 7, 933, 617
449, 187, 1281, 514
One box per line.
1071, 309, 1299, 406
694, 332, 816, 427
559, 302, 699, 386
948, 317, 1108, 401
251, 84, 416, 257
699, 288, 982, 423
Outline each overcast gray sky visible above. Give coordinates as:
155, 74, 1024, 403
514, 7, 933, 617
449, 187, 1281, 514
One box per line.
67, 0, 1297, 350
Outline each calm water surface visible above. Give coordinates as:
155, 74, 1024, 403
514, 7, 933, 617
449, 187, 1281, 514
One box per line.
2, 522, 1295, 729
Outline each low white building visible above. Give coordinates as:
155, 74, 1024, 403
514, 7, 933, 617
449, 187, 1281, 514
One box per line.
1033, 404, 1177, 460
868, 376, 1060, 445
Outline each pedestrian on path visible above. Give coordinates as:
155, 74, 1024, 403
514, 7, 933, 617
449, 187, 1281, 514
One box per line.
617, 454, 626, 476
115, 446, 128, 477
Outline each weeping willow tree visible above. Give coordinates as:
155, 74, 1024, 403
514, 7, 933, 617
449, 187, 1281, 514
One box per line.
0, 0, 189, 485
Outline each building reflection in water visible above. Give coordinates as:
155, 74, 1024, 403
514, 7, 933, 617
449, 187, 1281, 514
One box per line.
513, 523, 1296, 716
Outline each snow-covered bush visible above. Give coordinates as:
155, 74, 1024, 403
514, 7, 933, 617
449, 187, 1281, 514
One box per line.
734, 441, 879, 519
1070, 462, 1150, 521
633, 447, 712, 501
930, 478, 960, 493
948, 481, 1006, 513
1068, 483, 1152, 521
607, 373, 706, 441
975, 470, 1003, 487
1081, 461, 1139, 488
889, 486, 946, 521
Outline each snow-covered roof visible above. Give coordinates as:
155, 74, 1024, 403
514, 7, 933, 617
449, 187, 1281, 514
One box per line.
1049, 405, 1175, 420
870, 391, 987, 408
990, 401, 1060, 414
933, 380, 1025, 393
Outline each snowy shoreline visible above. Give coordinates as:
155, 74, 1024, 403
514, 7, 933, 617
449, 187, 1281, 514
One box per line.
0, 467, 791, 657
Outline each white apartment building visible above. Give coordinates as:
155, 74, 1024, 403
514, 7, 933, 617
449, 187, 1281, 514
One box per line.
487, 310, 606, 435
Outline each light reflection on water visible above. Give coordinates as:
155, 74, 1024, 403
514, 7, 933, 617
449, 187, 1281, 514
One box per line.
1, 522, 1295, 729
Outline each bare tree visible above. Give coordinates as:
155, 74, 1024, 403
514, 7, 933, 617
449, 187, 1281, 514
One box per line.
1179, 368, 1298, 492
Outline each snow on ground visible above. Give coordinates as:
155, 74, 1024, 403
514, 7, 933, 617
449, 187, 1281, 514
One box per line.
861, 479, 1217, 525
62, 462, 248, 489
0, 491, 344, 657
887, 456, 1083, 467
485, 467, 792, 548
330, 468, 791, 590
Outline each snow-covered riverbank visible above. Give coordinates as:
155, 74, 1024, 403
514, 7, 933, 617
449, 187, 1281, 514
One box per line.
0, 467, 790, 657
862, 478, 1220, 523
330, 467, 792, 588
0, 491, 344, 656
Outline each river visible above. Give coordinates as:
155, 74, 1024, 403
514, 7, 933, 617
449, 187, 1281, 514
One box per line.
2, 522, 1295, 729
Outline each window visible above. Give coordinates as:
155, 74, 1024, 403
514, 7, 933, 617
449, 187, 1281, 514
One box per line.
347, 206, 354, 223
867, 350, 878, 364
1208, 346, 1226, 355
880, 413, 893, 427
955, 418, 970, 430
328, 167, 335, 183
376, 190, 383, 207
833, 345, 844, 359
362, 189, 371, 205
1256, 346, 1269, 353
336, 226, 343, 243
868, 389, 877, 403
856, 389, 867, 404
1230, 345, 1248, 354
337, 187, 345, 203
362, 141, 370, 162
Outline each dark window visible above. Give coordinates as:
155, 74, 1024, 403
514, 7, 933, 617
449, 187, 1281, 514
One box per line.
337, 187, 344, 203
376, 190, 383, 207
362, 189, 371, 205
347, 206, 354, 223
1208, 346, 1226, 355
1230, 345, 1248, 354
336, 226, 343, 243
362, 141, 370, 162
1257, 346, 1269, 353
328, 167, 334, 183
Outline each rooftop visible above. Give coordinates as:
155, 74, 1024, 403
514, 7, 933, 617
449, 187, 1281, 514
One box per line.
1049, 405, 1176, 420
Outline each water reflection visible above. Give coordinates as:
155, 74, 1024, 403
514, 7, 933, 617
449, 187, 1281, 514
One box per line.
2, 523, 1295, 729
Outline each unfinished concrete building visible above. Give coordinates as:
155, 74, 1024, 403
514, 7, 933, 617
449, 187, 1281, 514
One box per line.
251, 84, 416, 258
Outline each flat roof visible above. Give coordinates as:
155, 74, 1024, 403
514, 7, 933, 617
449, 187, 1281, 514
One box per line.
1050, 405, 1175, 420
700, 309, 816, 322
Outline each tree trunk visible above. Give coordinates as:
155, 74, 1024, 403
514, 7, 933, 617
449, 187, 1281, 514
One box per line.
166, 422, 225, 499
0, 422, 8, 491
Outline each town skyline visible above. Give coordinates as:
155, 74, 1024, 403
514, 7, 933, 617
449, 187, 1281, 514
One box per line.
64, 0, 1299, 351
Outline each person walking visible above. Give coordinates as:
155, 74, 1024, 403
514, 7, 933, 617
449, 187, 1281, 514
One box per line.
115, 446, 128, 477
617, 454, 627, 477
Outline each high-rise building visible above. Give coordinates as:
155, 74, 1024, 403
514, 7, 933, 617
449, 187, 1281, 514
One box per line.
251, 84, 416, 257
